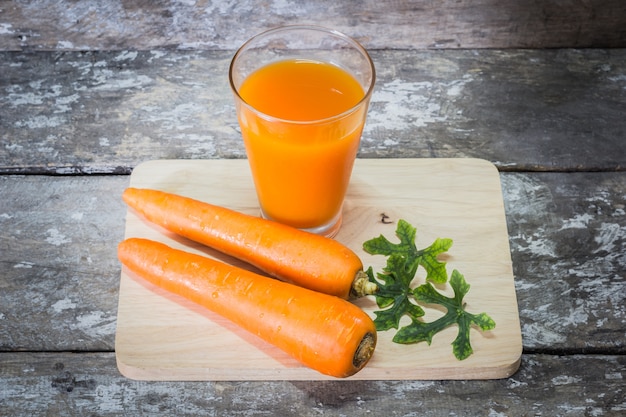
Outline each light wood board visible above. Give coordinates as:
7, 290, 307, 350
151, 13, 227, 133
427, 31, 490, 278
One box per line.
116, 158, 522, 381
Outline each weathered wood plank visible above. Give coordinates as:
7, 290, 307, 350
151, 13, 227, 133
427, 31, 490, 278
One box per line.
1, 1, 623, 413
1, 0, 625, 51
1, 172, 624, 353
502, 172, 626, 353
0, 352, 625, 416
0, 175, 126, 351
1, 49, 624, 174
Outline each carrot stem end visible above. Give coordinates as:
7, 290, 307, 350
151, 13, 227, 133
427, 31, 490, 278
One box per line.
350, 270, 378, 298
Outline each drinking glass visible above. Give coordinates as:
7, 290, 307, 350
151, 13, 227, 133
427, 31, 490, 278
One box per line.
229, 25, 375, 237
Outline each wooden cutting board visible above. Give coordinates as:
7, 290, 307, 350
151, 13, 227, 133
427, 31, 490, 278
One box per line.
116, 158, 522, 381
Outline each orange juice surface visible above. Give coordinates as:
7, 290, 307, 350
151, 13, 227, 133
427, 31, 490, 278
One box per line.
237, 59, 367, 229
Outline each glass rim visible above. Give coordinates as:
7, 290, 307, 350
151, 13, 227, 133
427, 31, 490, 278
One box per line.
229, 25, 376, 125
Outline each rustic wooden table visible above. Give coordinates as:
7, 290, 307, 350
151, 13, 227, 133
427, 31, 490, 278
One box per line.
1, 1, 625, 415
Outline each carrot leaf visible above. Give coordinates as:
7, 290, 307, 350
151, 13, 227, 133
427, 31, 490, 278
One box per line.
364, 256, 424, 331
395, 270, 496, 360
363, 219, 452, 284
363, 220, 495, 360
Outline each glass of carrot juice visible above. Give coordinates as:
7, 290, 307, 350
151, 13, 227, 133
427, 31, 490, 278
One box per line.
229, 25, 375, 238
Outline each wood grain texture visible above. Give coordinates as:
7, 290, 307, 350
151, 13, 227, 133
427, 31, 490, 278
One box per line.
1, 0, 625, 51
502, 172, 626, 354
1, 49, 625, 174
0, 175, 127, 351
1, 352, 624, 416
116, 159, 521, 380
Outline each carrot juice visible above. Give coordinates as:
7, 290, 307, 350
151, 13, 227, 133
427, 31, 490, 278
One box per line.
229, 26, 375, 237
236, 59, 368, 232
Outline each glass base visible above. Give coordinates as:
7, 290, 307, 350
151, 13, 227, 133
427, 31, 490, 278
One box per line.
260, 209, 343, 239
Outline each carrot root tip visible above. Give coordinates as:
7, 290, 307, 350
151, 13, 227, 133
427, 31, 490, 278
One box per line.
353, 331, 376, 371
350, 270, 378, 298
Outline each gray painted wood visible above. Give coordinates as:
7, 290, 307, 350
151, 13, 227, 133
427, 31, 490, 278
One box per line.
1, 0, 625, 413
502, 172, 626, 353
1, 0, 625, 51
1, 49, 625, 174
0, 176, 125, 351
1, 352, 624, 415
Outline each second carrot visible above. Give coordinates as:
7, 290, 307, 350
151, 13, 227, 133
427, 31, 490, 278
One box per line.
122, 187, 377, 299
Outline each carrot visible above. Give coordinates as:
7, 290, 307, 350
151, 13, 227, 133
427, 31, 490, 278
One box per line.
118, 237, 377, 378
122, 187, 377, 299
